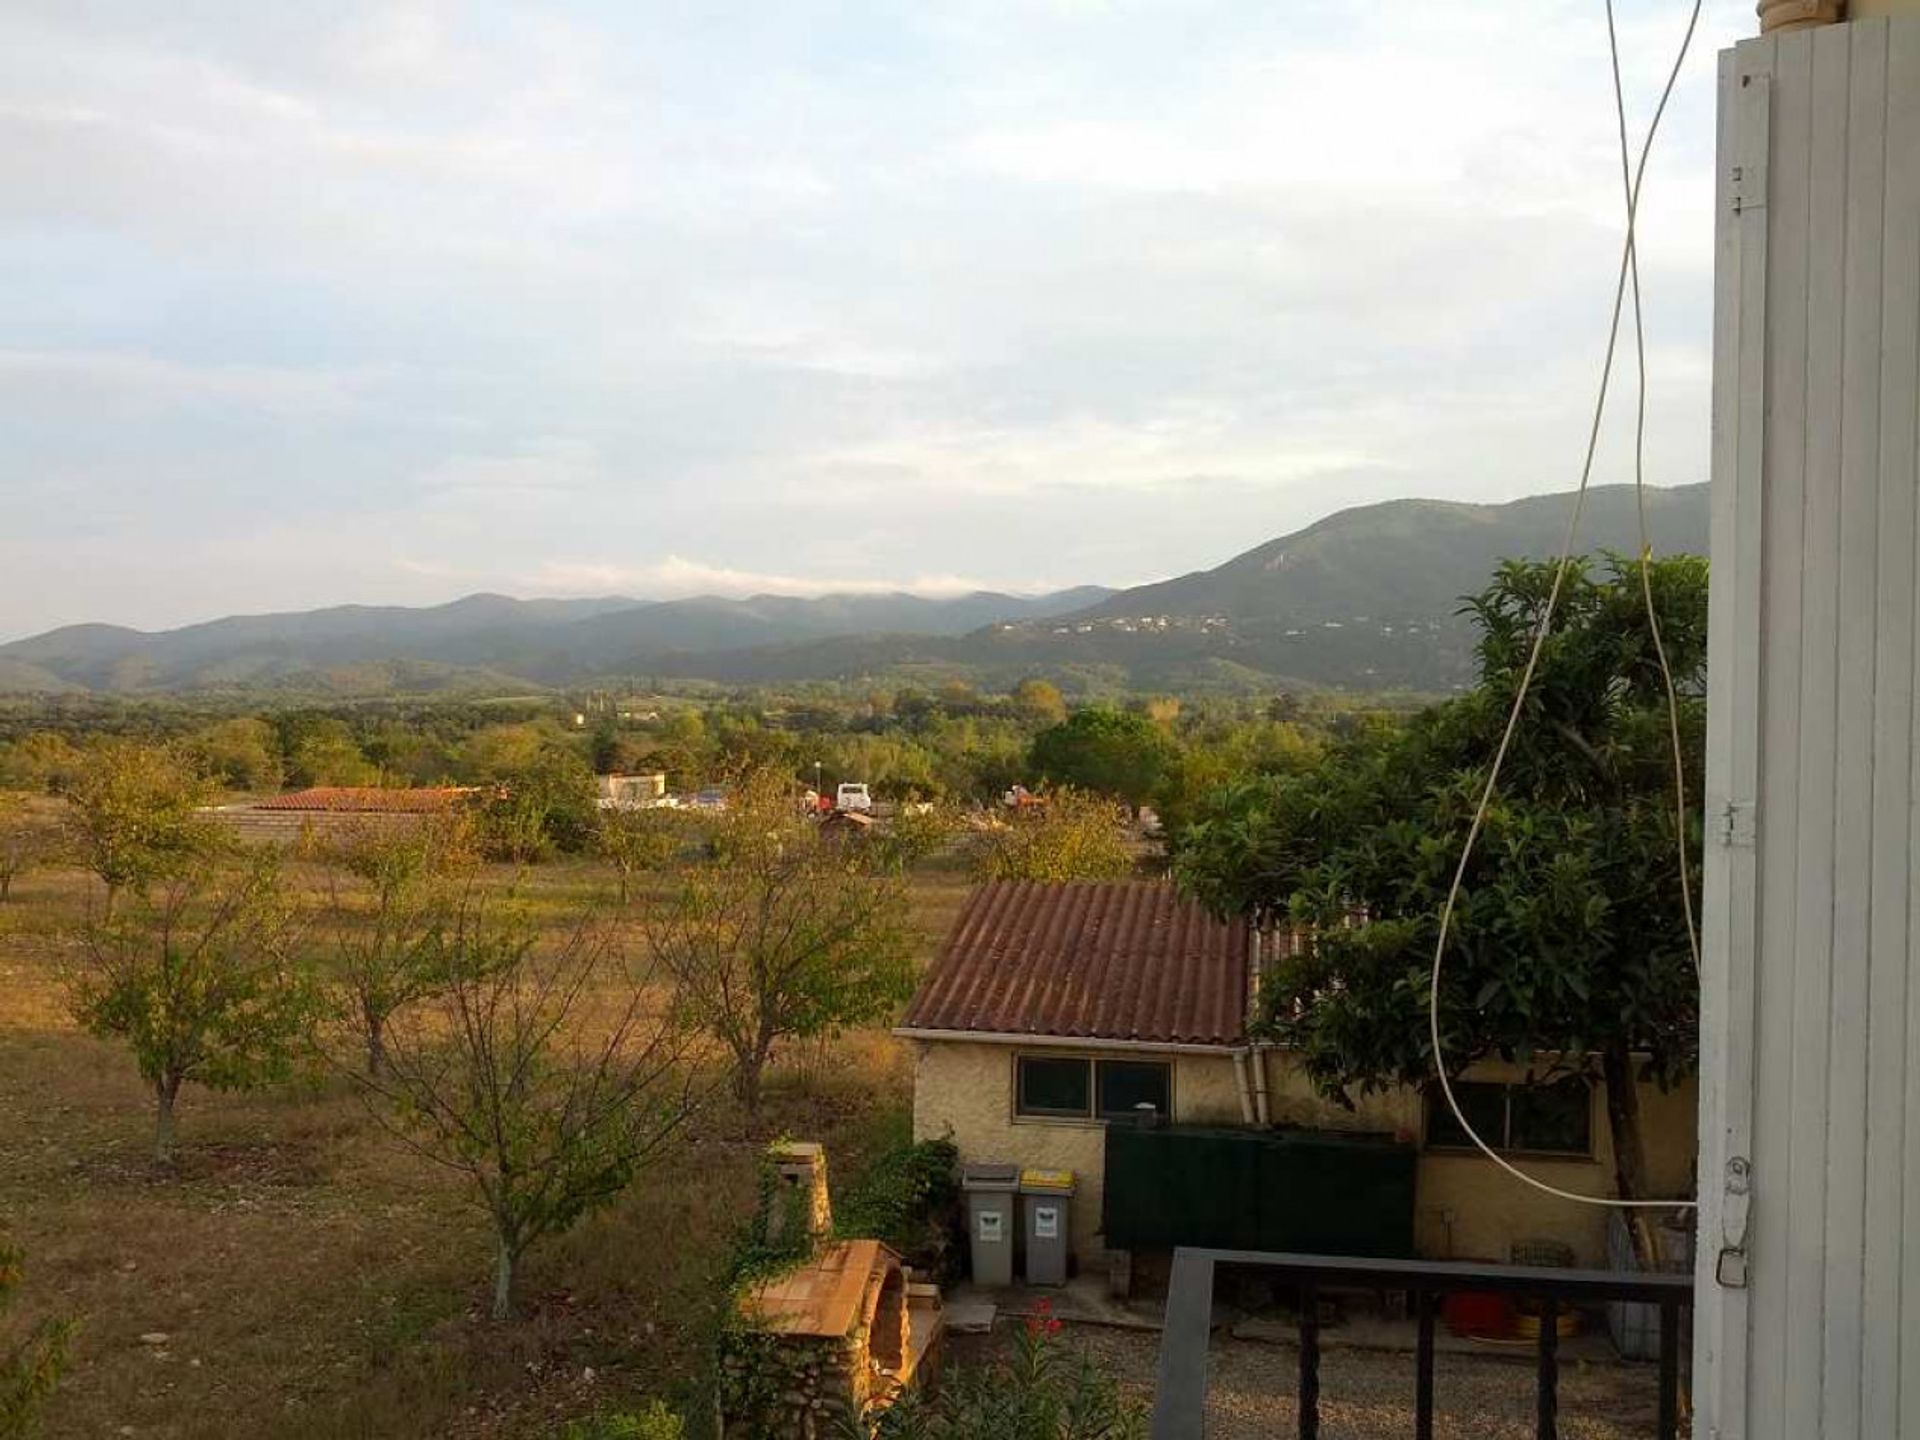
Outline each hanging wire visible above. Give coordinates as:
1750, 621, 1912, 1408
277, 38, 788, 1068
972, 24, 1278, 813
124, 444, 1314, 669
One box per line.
1425, 0, 1706, 1213
1609, 5, 1706, 980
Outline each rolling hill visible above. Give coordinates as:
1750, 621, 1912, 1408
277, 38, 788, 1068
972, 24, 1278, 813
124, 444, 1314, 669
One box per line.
0, 484, 1707, 696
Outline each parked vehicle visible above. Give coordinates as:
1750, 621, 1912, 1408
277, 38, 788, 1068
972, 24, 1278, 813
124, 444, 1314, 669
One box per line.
835, 782, 872, 813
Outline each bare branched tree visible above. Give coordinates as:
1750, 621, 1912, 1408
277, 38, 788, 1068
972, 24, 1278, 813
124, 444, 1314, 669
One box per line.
315, 817, 471, 1075
360, 898, 704, 1320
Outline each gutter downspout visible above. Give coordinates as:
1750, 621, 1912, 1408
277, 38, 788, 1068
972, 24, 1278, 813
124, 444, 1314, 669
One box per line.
1246, 920, 1272, 1128
1232, 1048, 1257, 1126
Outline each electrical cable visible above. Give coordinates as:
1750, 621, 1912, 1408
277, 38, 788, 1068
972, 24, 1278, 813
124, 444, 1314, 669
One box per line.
1425, 0, 1705, 1213
1610, 4, 1706, 981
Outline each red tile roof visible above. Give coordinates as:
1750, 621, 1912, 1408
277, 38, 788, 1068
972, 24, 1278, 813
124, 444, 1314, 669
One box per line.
900, 880, 1250, 1048
253, 787, 472, 814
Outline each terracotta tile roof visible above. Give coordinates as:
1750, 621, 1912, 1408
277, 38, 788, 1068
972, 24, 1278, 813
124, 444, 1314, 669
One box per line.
899, 880, 1250, 1048
253, 786, 472, 814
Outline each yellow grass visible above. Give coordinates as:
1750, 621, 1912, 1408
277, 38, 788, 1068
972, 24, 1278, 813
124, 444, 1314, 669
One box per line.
0, 856, 959, 1438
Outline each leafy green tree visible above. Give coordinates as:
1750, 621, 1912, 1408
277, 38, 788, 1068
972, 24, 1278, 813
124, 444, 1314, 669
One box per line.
186, 717, 283, 792
362, 901, 701, 1319
970, 790, 1135, 885
68, 853, 314, 1166
645, 771, 916, 1114
59, 740, 225, 918
318, 818, 471, 1075
0, 797, 58, 905
288, 723, 376, 787
0, 734, 83, 795
1010, 678, 1067, 726
473, 745, 600, 862
1173, 555, 1705, 1211
1029, 708, 1176, 808
1, 1241, 72, 1440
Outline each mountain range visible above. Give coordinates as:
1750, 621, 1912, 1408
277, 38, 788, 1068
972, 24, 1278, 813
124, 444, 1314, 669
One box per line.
0, 484, 1709, 697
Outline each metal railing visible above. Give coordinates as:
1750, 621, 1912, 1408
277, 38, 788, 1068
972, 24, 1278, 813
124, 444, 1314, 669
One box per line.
1150, 1248, 1692, 1440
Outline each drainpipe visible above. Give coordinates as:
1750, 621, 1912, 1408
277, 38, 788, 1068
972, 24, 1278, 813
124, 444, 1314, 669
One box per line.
1251, 1046, 1272, 1128
1232, 1049, 1257, 1126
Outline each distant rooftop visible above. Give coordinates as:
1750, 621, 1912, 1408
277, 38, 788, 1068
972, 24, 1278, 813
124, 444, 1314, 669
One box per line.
252, 786, 473, 813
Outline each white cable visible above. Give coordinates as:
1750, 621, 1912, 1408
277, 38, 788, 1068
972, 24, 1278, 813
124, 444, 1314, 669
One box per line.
1426, 0, 1704, 1213
1611, 3, 1706, 980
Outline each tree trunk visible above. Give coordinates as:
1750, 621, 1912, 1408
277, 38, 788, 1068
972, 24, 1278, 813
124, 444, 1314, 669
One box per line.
491, 1236, 516, 1322
154, 1079, 180, 1169
364, 1009, 386, 1078
1600, 1043, 1659, 1268
734, 1055, 764, 1117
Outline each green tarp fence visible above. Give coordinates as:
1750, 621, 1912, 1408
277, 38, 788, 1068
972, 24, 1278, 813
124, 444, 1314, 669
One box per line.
1102, 1124, 1417, 1256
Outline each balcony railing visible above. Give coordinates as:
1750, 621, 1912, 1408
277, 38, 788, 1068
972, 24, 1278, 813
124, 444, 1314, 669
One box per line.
1150, 1248, 1693, 1440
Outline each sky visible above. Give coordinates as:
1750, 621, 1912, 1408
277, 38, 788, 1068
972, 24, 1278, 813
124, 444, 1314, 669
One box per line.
0, 0, 1751, 640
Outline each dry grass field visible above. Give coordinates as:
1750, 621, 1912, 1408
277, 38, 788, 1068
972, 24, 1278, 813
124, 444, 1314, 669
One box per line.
0, 856, 977, 1439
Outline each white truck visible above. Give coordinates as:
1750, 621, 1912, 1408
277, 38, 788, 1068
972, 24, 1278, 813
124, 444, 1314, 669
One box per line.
835, 782, 873, 813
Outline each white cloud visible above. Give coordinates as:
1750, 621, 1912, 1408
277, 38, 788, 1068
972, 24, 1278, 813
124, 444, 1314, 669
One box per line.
0, 0, 1752, 637
512, 556, 1064, 601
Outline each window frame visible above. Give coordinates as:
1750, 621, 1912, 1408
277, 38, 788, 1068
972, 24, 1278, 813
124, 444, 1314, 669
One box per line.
1012, 1052, 1174, 1124
1424, 1077, 1595, 1160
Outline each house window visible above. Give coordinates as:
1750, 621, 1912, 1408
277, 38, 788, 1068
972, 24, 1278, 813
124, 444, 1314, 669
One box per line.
1017, 1056, 1092, 1117
1425, 1078, 1592, 1157
1015, 1055, 1171, 1121
1097, 1059, 1172, 1121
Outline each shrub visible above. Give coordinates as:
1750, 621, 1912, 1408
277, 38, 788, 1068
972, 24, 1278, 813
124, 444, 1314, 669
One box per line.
559, 1400, 683, 1440
862, 1303, 1144, 1440
833, 1137, 962, 1286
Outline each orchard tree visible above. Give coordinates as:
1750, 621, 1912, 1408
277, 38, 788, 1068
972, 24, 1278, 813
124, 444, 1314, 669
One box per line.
363, 901, 702, 1319
0, 798, 58, 905
318, 818, 470, 1075
595, 806, 682, 904
970, 789, 1136, 885
68, 852, 314, 1166
1029, 708, 1176, 808
59, 740, 226, 918
1173, 555, 1706, 1218
645, 771, 916, 1113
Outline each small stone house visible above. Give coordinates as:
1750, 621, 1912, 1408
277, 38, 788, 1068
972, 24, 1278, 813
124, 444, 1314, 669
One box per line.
897, 879, 1695, 1271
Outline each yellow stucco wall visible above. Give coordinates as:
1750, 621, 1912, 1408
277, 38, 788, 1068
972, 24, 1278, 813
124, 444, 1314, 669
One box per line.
909, 1039, 1696, 1270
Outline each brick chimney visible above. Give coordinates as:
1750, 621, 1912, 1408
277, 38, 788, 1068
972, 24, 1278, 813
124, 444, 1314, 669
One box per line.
766, 1141, 833, 1245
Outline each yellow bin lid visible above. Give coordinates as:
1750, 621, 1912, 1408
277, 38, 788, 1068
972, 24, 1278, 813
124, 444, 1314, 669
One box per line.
1020, 1167, 1076, 1193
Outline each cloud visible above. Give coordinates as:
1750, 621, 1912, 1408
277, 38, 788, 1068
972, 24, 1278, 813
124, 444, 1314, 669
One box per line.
0, 0, 1752, 637
511, 555, 1066, 602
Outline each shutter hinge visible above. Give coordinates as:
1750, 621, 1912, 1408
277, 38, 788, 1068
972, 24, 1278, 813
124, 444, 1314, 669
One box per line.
1719, 800, 1756, 849
1715, 1155, 1753, 1289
